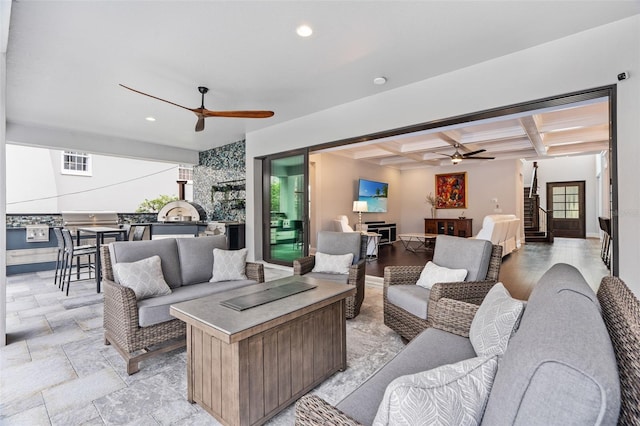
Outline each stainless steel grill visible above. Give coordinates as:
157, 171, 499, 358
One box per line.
61, 211, 119, 230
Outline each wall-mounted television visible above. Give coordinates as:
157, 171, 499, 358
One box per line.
358, 179, 388, 213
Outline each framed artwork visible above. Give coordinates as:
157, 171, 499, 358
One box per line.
435, 172, 467, 209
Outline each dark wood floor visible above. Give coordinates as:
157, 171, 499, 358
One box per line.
365, 237, 610, 300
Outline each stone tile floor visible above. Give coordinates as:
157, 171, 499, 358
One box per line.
1, 268, 403, 425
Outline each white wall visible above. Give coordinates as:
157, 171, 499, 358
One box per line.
399, 159, 521, 236
6, 145, 59, 212
246, 16, 640, 295
6, 145, 191, 213
309, 154, 522, 246
309, 152, 401, 247
522, 156, 601, 237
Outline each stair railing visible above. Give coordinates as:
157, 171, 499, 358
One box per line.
539, 207, 554, 243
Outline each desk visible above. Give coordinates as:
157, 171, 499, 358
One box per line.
398, 233, 438, 253
77, 226, 127, 293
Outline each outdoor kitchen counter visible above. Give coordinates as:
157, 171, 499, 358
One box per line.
145, 222, 209, 239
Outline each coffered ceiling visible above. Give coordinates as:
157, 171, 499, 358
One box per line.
317, 98, 610, 169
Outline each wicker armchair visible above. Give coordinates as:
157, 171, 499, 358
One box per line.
294, 231, 367, 319
597, 276, 640, 425
101, 245, 265, 374
383, 235, 502, 341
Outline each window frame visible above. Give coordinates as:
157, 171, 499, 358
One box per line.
61, 151, 92, 176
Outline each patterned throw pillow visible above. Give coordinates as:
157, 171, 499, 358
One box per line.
416, 261, 468, 289
210, 248, 248, 282
311, 252, 354, 275
113, 255, 172, 301
373, 356, 498, 426
470, 282, 524, 357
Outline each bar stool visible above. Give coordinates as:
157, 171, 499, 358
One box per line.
131, 225, 147, 241
61, 228, 97, 296
53, 227, 66, 288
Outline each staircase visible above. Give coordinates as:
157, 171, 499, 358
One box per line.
524, 190, 547, 242
524, 162, 553, 243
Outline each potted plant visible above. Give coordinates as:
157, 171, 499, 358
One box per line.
426, 193, 440, 218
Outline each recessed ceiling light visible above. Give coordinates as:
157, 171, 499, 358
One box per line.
145, 116, 156, 122
373, 77, 387, 85
296, 24, 313, 37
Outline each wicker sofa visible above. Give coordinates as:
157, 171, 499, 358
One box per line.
101, 236, 264, 374
384, 235, 502, 341
294, 231, 367, 319
296, 263, 623, 425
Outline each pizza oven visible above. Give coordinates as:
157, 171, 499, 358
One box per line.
157, 201, 207, 223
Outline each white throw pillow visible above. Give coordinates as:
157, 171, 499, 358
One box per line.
113, 255, 172, 301
373, 355, 498, 426
416, 261, 468, 289
210, 248, 248, 282
312, 252, 354, 275
470, 282, 524, 357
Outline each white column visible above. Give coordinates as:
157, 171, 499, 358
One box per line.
1, 1, 11, 346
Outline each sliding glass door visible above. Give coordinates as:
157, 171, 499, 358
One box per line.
263, 151, 308, 266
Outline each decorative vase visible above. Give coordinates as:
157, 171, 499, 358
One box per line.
431, 207, 437, 218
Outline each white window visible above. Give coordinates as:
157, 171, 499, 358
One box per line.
61, 151, 92, 176
178, 165, 193, 182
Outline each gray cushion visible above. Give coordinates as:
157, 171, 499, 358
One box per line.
113, 255, 172, 300
303, 271, 348, 284
482, 263, 620, 425
317, 231, 363, 263
373, 355, 498, 425
336, 328, 476, 425
109, 239, 182, 288
176, 235, 227, 286
138, 279, 257, 327
386, 285, 430, 320
210, 248, 248, 282
432, 235, 493, 281
469, 282, 524, 357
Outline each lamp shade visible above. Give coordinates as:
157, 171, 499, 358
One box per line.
353, 201, 368, 212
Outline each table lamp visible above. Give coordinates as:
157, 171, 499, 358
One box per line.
353, 201, 368, 231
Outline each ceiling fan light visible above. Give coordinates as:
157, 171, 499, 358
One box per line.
451, 157, 463, 164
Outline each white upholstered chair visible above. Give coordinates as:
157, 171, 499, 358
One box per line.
334, 215, 355, 232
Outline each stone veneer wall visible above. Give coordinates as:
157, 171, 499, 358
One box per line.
5, 213, 157, 228
194, 140, 246, 222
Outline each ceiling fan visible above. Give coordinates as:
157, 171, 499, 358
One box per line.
438, 143, 495, 164
119, 84, 274, 132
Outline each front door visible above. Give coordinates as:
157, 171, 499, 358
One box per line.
263, 152, 308, 265
547, 181, 586, 238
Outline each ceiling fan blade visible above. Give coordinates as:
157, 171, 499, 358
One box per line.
462, 149, 486, 157
201, 109, 274, 119
195, 115, 205, 132
467, 156, 495, 160
119, 84, 195, 112
437, 153, 454, 158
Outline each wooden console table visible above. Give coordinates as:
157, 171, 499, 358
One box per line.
424, 218, 473, 238
170, 276, 355, 426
